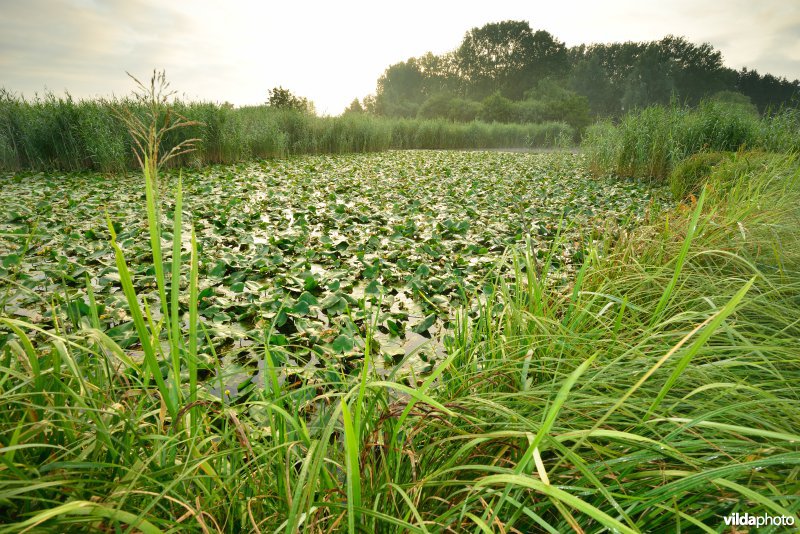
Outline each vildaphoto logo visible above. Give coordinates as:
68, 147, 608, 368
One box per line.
723, 513, 796, 528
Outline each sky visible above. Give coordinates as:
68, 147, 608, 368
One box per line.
2, 0, 799, 115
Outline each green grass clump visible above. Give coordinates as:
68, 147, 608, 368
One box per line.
584, 100, 799, 183
668, 150, 729, 199
669, 149, 797, 201
759, 107, 800, 153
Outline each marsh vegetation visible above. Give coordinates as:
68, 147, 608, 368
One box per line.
1, 41, 799, 533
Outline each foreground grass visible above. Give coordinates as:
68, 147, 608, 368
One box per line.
1, 154, 799, 532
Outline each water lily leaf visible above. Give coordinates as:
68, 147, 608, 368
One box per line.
0, 151, 670, 387
332, 334, 355, 353
412, 313, 437, 335
297, 291, 318, 306
365, 279, 382, 295
2, 254, 20, 268
290, 299, 310, 316
209, 260, 228, 278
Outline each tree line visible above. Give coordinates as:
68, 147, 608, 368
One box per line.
338, 21, 799, 129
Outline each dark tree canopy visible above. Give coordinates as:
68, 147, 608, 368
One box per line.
374, 59, 429, 118
570, 54, 617, 115
454, 21, 567, 99
344, 98, 364, 114
267, 86, 315, 114
363, 21, 799, 123
657, 35, 732, 105
622, 45, 675, 110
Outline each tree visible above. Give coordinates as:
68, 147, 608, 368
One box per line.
366, 23, 799, 121
447, 98, 481, 122
362, 94, 377, 114
570, 54, 617, 116
657, 35, 731, 104
455, 21, 568, 99
417, 93, 455, 120
417, 52, 461, 95
736, 68, 800, 113
478, 92, 515, 122
417, 93, 480, 121
343, 98, 364, 114
520, 79, 591, 129
374, 59, 428, 117
586, 41, 648, 90
267, 86, 315, 114
621, 45, 674, 110
528, 30, 569, 81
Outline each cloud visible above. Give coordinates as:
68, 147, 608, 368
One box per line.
2, 0, 798, 112
678, 0, 800, 80
0, 0, 239, 98
1, 1, 170, 93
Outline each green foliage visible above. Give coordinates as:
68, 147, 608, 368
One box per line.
455, 21, 567, 99
758, 107, 800, 152
370, 24, 798, 122
445, 97, 481, 122
0, 94, 580, 172
518, 79, 591, 131
657, 35, 732, 105
417, 93, 481, 122
414, 80, 588, 133
267, 86, 315, 114
710, 90, 758, 113
343, 98, 364, 114
621, 46, 675, 111
668, 150, 729, 199
373, 59, 429, 118
584, 100, 800, 182
1, 151, 798, 531
2, 151, 638, 368
478, 92, 515, 123
706, 150, 793, 194
416, 93, 453, 120
681, 100, 759, 153
570, 54, 618, 116
584, 105, 679, 180
737, 67, 800, 113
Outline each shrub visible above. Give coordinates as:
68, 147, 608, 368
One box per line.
479, 92, 515, 123
267, 86, 315, 114
418, 95, 482, 123
518, 79, 592, 132
417, 93, 455, 120
669, 151, 730, 199
447, 97, 481, 122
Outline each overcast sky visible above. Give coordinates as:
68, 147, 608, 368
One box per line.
2, 0, 799, 114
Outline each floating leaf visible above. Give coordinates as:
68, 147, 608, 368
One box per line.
412, 313, 437, 335
332, 334, 355, 353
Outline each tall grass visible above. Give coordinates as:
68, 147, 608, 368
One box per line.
0, 90, 574, 172
584, 100, 800, 182
1, 106, 798, 530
